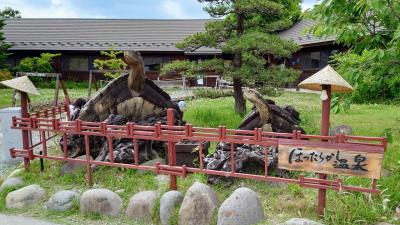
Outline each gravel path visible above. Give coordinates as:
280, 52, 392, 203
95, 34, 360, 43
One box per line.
0, 214, 61, 225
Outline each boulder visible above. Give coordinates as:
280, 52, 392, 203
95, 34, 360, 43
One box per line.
45, 190, 79, 211
80, 189, 122, 216
160, 190, 184, 225
178, 182, 219, 225
217, 187, 264, 225
126, 191, 158, 220
115, 189, 124, 194
281, 218, 324, 225
60, 155, 92, 176
7, 168, 24, 178
0, 177, 24, 192
6, 184, 45, 208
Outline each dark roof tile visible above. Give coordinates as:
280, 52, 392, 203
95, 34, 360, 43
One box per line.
4, 18, 334, 53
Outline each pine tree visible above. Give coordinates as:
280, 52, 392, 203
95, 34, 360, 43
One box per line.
0, 7, 20, 69
174, 0, 301, 114
0, 18, 11, 69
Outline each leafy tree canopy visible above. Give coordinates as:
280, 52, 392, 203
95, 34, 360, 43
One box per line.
0, 7, 21, 19
307, 0, 400, 103
0, 6, 20, 69
0, 19, 11, 69
168, 0, 301, 113
18, 53, 61, 73
93, 46, 127, 79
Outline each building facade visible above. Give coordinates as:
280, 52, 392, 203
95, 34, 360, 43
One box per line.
3, 18, 338, 85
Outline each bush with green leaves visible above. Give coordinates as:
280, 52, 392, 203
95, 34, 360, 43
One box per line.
0, 69, 12, 88
254, 65, 300, 87
160, 59, 199, 78
256, 86, 283, 97
331, 51, 400, 104
93, 47, 127, 79
18, 53, 61, 73
193, 88, 233, 99
164, 0, 301, 114
308, 0, 400, 104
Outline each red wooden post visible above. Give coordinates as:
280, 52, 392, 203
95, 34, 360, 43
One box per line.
317, 85, 332, 217
84, 135, 93, 187
167, 108, 177, 190
20, 92, 31, 171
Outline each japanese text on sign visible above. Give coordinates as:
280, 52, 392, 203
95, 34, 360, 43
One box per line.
278, 143, 383, 179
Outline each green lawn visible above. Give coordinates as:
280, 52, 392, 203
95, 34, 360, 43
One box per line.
0, 88, 90, 109
0, 91, 399, 225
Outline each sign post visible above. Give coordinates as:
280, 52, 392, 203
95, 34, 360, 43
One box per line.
278, 139, 384, 179
318, 84, 331, 216
297, 65, 354, 217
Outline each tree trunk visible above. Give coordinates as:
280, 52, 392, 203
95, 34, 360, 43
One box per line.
233, 77, 245, 114
233, 11, 246, 114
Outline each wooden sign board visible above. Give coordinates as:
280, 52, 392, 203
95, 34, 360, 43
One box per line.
278, 140, 384, 179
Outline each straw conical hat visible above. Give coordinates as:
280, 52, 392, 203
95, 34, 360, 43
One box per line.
298, 65, 353, 93
0, 76, 40, 95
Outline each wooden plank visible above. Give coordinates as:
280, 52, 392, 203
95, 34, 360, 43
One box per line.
278, 141, 384, 179
54, 74, 60, 106
88, 70, 93, 98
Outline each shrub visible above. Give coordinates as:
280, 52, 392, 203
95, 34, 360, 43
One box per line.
93, 46, 127, 79
256, 86, 284, 97
254, 65, 300, 88
18, 53, 61, 73
331, 48, 400, 104
0, 68, 12, 81
0, 69, 12, 88
193, 88, 233, 99
31, 80, 90, 89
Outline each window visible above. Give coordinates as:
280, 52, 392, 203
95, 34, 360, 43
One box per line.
144, 56, 162, 72
5, 56, 15, 67
310, 52, 320, 69
69, 56, 88, 71
301, 50, 332, 70
162, 56, 173, 65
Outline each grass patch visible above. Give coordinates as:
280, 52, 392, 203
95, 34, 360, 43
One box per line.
0, 88, 92, 109
0, 91, 399, 224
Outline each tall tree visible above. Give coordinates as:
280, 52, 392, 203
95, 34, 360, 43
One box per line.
173, 0, 300, 114
307, 0, 400, 103
0, 7, 20, 69
0, 7, 21, 19
0, 19, 11, 69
